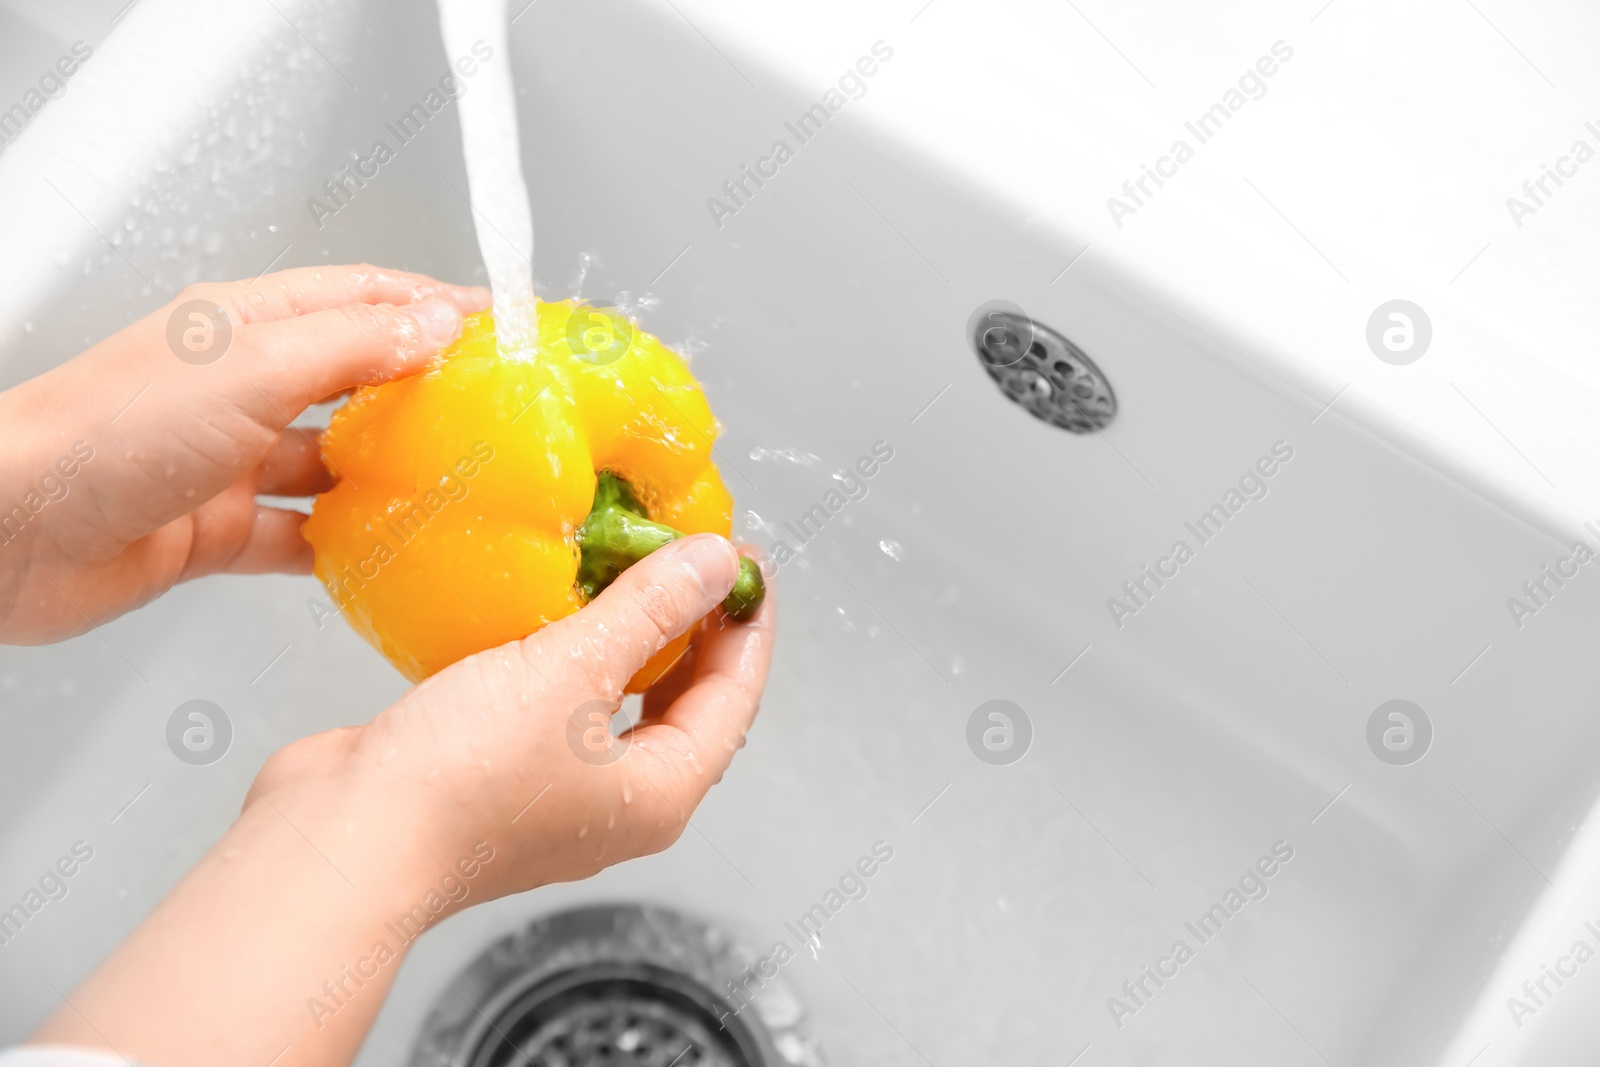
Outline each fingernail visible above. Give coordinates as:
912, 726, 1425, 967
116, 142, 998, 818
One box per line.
411, 297, 463, 347
666, 534, 739, 599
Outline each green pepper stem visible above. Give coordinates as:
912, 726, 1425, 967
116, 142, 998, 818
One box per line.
577, 471, 765, 622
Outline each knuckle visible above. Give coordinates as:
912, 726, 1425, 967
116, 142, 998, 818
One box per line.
625, 579, 685, 644
338, 300, 386, 339
337, 302, 414, 360
174, 282, 213, 304
225, 291, 265, 325
463, 644, 543, 706
176, 280, 277, 327
174, 282, 245, 322
252, 743, 297, 790
348, 263, 389, 295
251, 728, 353, 796
645, 811, 689, 854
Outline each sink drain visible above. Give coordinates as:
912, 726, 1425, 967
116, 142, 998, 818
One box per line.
465, 964, 747, 1066
410, 905, 825, 1067
968, 302, 1117, 433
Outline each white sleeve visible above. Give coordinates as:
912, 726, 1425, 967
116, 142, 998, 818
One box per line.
0, 1050, 146, 1067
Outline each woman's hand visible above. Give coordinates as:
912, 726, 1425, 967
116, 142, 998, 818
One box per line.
269, 533, 775, 897
31, 534, 776, 1067
0, 265, 488, 644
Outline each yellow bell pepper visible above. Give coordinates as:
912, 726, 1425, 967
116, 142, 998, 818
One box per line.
302, 300, 764, 691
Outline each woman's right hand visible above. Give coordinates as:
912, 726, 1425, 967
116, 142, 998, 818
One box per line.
309, 532, 777, 897
33, 532, 775, 1067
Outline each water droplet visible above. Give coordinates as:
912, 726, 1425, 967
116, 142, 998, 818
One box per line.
741, 509, 779, 538
879, 539, 904, 561
748, 446, 820, 467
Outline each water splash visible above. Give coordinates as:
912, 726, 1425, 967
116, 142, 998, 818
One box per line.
748, 447, 821, 467
437, 0, 537, 357
742, 508, 780, 539
569, 250, 601, 297
612, 290, 661, 317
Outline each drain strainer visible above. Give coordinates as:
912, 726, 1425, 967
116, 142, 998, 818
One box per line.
968, 302, 1116, 433
410, 905, 825, 1067
467, 965, 748, 1066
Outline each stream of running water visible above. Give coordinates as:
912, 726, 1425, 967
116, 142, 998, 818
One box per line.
436, 0, 537, 358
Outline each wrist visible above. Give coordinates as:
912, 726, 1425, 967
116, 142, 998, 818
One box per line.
36, 747, 461, 1066
245, 729, 511, 927
241, 733, 445, 916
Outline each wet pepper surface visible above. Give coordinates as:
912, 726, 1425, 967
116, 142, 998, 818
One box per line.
303, 301, 760, 691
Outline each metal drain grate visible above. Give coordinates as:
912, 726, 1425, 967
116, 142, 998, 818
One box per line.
968, 303, 1117, 433
476, 969, 749, 1067
410, 906, 825, 1067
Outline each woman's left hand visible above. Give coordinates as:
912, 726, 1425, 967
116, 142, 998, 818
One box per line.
0, 265, 488, 644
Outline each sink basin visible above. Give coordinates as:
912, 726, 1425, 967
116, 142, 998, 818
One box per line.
2, 1, 1599, 1064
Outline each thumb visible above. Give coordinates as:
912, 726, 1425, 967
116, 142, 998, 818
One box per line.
541, 533, 740, 695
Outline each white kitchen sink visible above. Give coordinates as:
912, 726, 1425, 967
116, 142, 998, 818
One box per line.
2, 1, 1599, 1064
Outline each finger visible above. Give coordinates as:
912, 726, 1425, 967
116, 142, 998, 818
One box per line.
179, 264, 490, 326
237, 297, 466, 416
540, 534, 740, 696
256, 428, 335, 497
641, 639, 700, 721
626, 554, 774, 804
220, 506, 315, 575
